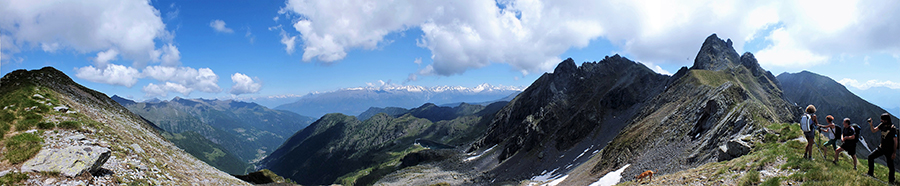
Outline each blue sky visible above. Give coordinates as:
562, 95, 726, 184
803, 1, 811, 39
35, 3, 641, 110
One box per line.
2, 0, 899, 110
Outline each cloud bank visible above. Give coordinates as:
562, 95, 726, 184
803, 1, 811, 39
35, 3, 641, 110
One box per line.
279, 0, 900, 76
838, 78, 900, 90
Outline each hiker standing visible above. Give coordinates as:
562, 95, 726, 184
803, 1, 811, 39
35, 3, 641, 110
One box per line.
800, 105, 819, 160
867, 113, 898, 183
819, 115, 840, 155
834, 118, 859, 170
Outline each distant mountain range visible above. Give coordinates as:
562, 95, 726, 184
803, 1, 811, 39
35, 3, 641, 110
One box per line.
259, 102, 508, 185
844, 86, 900, 116
113, 96, 316, 174
274, 83, 523, 118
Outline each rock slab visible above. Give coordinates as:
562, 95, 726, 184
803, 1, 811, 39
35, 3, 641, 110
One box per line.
21, 146, 111, 177
718, 138, 752, 161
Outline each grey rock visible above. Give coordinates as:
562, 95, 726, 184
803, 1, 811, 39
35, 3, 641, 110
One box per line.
0, 170, 9, 177
131, 143, 144, 154
691, 34, 741, 71
65, 134, 87, 141
21, 146, 111, 177
718, 138, 752, 161
53, 106, 69, 112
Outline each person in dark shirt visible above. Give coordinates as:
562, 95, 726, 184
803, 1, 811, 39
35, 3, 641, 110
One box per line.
867, 113, 898, 183
834, 118, 859, 169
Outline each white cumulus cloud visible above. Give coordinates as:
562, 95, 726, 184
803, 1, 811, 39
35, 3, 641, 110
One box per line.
230, 73, 262, 95
279, 29, 298, 54
94, 49, 119, 67
143, 82, 192, 97
278, 0, 900, 76
74, 64, 142, 87
209, 19, 234, 33
142, 66, 222, 95
0, 0, 169, 67
838, 78, 900, 90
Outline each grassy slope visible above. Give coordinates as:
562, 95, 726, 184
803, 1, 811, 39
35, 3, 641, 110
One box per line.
617, 122, 900, 186
161, 131, 251, 174
0, 68, 250, 185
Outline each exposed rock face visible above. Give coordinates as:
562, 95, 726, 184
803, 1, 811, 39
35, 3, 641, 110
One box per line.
691, 34, 741, 71
21, 146, 111, 177
718, 136, 753, 161
578, 34, 795, 185
469, 55, 669, 181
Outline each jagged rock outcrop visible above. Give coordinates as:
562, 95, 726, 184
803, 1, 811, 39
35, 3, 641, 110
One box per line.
575, 34, 795, 185
717, 136, 753, 161
691, 34, 741, 71
468, 55, 670, 181
21, 146, 111, 177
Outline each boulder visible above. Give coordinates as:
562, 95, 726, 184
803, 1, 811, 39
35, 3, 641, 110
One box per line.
53, 106, 69, 112
21, 146, 111, 177
717, 138, 752, 161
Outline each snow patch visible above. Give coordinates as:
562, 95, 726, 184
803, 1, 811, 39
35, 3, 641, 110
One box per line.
531, 168, 559, 182
464, 144, 497, 162
589, 164, 631, 186
574, 145, 593, 160
528, 168, 569, 186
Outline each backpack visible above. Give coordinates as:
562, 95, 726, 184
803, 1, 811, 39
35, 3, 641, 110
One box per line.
850, 124, 861, 142
800, 114, 813, 132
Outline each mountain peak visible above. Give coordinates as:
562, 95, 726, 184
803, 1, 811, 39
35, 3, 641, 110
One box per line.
1, 66, 76, 92
553, 58, 577, 74
110, 95, 136, 106
691, 34, 741, 71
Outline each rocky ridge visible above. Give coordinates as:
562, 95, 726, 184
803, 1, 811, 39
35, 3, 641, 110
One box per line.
571, 34, 795, 185
0, 67, 248, 185
379, 34, 796, 185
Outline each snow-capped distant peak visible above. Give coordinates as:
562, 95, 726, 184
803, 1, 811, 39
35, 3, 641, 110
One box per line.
341, 83, 524, 93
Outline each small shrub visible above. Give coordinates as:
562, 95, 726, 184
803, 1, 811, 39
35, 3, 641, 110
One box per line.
0, 123, 8, 139
23, 113, 42, 120
59, 121, 81, 129
5, 132, 43, 164
740, 169, 760, 186
0, 111, 14, 122
760, 177, 781, 186
0, 172, 28, 185
15, 118, 40, 130
37, 122, 55, 129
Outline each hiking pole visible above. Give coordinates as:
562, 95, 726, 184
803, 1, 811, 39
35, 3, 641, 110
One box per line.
816, 126, 827, 159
